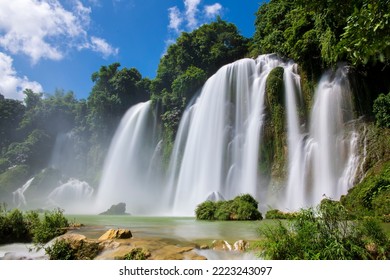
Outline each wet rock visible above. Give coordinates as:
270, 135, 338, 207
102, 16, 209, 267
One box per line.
211, 240, 232, 251
233, 240, 249, 252
98, 229, 132, 240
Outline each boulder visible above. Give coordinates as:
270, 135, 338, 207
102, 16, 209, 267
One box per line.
98, 229, 132, 241
211, 240, 232, 251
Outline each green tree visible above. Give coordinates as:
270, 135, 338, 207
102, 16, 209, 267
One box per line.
373, 92, 390, 128
153, 18, 250, 103
0, 94, 25, 152
338, 0, 390, 65
87, 63, 150, 144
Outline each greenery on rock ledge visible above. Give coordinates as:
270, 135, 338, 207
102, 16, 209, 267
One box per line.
195, 194, 263, 221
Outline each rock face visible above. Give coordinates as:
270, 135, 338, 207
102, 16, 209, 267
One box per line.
99, 202, 129, 215
98, 229, 132, 241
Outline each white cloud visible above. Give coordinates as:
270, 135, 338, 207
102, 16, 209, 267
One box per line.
184, 0, 201, 29
0, 52, 43, 100
89, 36, 119, 58
0, 0, 117, 63
167, 0, 223, 34
205, 3, 222, 18
168, 6, 183, 33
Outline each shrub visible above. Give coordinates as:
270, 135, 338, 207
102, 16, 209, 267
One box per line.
45, 239, 76, 260
0, 207, 69, 245
32, 208, 69, 244
195, 200, 217, 220
232, 200, 263, 220
214, 201, 232, 220
195, 194, 263, 221
373, 92, 390, 128
257, 199, 390, 260
0, 207, 32, 244
123, 248, 150, 260
265, 209, 297, 219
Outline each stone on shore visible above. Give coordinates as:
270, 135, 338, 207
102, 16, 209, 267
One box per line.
98, 229, 132, 241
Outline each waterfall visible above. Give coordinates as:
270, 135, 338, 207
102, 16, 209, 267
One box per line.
12, 178, 34, 208
168, 55, 285, 215
95, 101, 163, 214
47, 178, 94, 213
283, 66, 358, 210
94, 55, 360, 216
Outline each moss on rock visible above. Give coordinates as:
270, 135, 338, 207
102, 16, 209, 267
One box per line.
263, 66, 287, 179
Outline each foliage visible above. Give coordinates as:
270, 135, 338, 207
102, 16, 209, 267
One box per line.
0, 207, 69, 245
373, 92, 390, 128
265, 209, 297, 219
0, 208, 30, 243
263, 66, 286, 177
45, 239, 76, 260
5, 129, 51, 169
123, 248, 150, 260
257, 199, 390, 259
251, 0, 390, 76
195, 194, 262, 221
87, 63, 150, 142
154, 18, 249, 98
0, 94, 25, 152
195, 200, 217, 220
24, 168, 63, 199
32, 208, 69, 244
46, 237, 100, 260
0, 165, 30, 200
341, 162, 390, 218
338, 0, 390, 65
171, 66, 207, 102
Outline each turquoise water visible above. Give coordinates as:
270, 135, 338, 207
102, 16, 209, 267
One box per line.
66, 215, 263, 243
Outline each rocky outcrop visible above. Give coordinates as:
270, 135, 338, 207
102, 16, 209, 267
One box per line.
99, 202, 129, 215
55, 233, 101, 260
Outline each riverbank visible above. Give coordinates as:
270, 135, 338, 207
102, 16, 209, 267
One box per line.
1, 216, 262, 260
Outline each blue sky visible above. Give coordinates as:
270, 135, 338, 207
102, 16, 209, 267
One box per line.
0, 0, 262, 100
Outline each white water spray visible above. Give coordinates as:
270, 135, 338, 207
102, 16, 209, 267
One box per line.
95, 101, 163, 214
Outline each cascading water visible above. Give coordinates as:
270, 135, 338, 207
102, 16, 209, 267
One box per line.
95, 55, 360, 216
283, 66, 358, 210
49, 131, 87, 178
168, 55, 287, 215
47, 178, 94, 213
12, 178, 34, 208
95, 101, 163, 214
